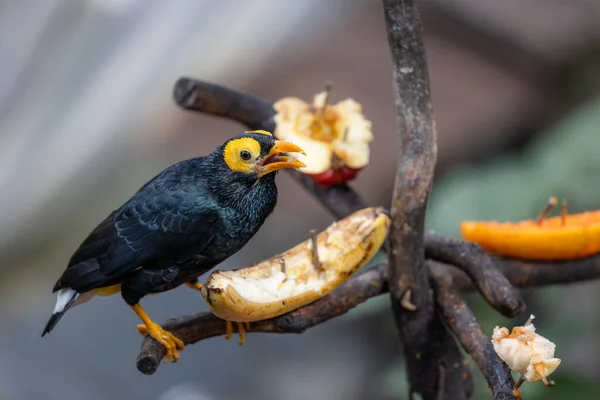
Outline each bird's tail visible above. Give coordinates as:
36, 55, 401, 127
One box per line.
41, 288, 79, 336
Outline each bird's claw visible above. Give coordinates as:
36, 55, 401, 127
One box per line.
225, 320, 251, 345
137, 322, 185, 363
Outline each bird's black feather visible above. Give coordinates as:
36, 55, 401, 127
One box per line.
50, 133, 282, 310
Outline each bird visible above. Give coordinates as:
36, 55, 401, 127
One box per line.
41, 130, 306, 362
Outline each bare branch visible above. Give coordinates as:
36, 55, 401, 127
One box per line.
431, 266, 517, 400
381, 1, 473, 398
425, 233, 525, 317
287, 170, 368, 219
137, 264, 387, 375
173, 77, 273, 130
384, 0, 437, 300
451, 253, 600, 290
137, 251, 600, 375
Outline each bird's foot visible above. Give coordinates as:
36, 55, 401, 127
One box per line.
137, 322, 185, 363
224, 320, 251, 345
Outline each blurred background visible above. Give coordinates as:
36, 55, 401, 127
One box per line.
2, 0, 600, 399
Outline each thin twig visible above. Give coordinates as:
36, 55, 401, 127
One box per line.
309, 229, 323, 270
431, 265, 516, 400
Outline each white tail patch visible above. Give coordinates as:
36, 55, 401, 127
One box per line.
42, 288, 96, 336
53, 288, 78, 313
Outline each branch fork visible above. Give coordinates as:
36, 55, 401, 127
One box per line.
133, 1, 600, 399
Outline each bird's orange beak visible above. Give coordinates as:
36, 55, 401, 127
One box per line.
257, 140, 306, 177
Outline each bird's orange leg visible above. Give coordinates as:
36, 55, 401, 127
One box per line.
224, 321, 251, 345
132, 304, 184, 363
185, 280, 250, 345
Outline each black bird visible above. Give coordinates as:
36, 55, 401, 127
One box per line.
42, 130, 305, 362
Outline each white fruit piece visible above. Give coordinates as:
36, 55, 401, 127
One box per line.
492, 315, 561, 385
272, 91, 374, 175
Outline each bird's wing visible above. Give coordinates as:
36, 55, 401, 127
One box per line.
66, 211, 117, 268
96, 185, 219, 278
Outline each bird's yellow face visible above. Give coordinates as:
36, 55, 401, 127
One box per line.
223, 131, 306, 178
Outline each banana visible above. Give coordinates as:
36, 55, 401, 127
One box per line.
200, 207, 390, 322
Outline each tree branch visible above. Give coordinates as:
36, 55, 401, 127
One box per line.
137, 254, 600, 375
382, 1, 472, 398
384, 0, 436, 304
425, 233, 525, 318
137, 264, 387, 375
174, 77, 273, 130
430, 266, 516, 400
449, 253, 600, 290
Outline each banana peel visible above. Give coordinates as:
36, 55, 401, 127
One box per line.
200, 207, 390, 322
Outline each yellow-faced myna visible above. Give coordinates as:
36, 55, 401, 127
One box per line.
42, 130, 305, 361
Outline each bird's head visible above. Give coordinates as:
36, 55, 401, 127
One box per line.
213, 130, 306, 187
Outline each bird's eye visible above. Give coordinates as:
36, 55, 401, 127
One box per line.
240, 149, 253, 161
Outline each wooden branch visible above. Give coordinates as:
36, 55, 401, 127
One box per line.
431, 266, 516, 400
137, 264, 387, 375
450, 253, 600, 290
174, 77, 273, 130
137, 254, 600, 375
384, 0, 437, 302
382, 1, 471, 398
425, 233, 525, 318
